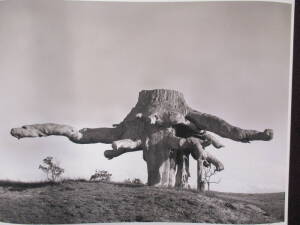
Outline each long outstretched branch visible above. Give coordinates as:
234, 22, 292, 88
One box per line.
10, 123, 123, 144
186, 110, 273, 143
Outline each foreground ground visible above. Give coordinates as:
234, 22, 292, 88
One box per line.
0, 180, 284, 224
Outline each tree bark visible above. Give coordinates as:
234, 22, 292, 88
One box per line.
10, 89, 273, 188
174, 151, 190, 188
197, 159, 205, 192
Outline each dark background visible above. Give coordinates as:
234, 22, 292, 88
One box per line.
289, 2, 300, 225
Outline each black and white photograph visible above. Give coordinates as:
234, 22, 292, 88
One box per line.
0, 0, 294, 224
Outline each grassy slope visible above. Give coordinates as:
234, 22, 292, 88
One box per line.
0, 180, 284, 224
212, 191, 285, 222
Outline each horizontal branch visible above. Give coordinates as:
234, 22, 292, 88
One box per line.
104, 148, 142, 159
186, 110, 273, 143
10, 123, 123, 144
104, 139, 143, 159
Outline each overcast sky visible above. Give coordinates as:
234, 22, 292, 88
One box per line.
0, 1, 292, 193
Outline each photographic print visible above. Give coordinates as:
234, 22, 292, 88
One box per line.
0, 0, 293, 224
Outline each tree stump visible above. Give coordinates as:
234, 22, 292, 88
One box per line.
10, 89, 273, 188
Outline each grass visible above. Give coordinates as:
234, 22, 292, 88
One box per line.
0, 179, 285, 224
211, 191, 285, 221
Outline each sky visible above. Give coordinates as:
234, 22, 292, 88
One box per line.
0, 0, 292, 193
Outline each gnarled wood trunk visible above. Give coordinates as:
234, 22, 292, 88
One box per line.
10, 89, 273, 188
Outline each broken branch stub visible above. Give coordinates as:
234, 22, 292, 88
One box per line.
10, 89, 273, 188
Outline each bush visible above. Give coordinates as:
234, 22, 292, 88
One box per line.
39, 156, 64, 182
132, 178, 143, 185
124, 178, 132, 184
124, 178, 143, 185
90, 170, 112, 182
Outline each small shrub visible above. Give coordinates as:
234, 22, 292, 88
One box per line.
132, 178, 143, 185
39, 156, 64, 182
90, 170, 112, 182
123, 178, 143, 185
124, 178, 132, 184
202, 163, 222, 191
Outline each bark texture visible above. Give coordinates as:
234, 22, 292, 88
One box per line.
197, 159, 205, 192
10, 89, 273, 188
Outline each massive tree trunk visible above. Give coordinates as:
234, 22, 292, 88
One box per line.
10, 89, 273, 188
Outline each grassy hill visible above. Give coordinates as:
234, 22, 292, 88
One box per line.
0, 180, 284, 224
